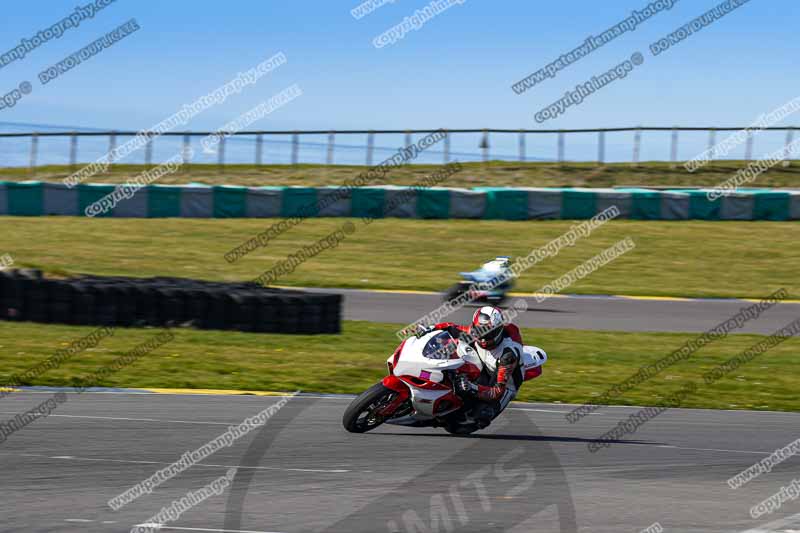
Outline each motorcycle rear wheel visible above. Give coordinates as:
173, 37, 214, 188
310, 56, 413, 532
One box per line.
342, 382, 396, 433
444, 422, 480, 436
444, 283, 471, 304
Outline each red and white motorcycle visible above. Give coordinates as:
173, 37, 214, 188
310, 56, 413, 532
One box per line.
342, 329, 547, 435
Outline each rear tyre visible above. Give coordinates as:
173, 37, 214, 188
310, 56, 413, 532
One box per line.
444, 422, 480, 436
444, 283, 473, 304
443, 408, 485, 436
342, 382, 396, 433
487, 294, 507, 306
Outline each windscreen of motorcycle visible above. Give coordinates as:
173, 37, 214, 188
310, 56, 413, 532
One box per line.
421, 331, 457, 360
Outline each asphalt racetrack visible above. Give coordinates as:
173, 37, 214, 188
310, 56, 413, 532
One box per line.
2, 391, 799, 533
302, 288, 800, 334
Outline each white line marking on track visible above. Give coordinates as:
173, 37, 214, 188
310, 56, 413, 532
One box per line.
21, 453, 351, 473
655, 444, 771, 455
64, 519, 93, 522
739, 511, 800, 532
0, 390, 352, 400
135, 525, 287, 533
25, 409, 787, 431
5, 388, 800, 419
0, 411, 235, 425
510, 407, 604, 415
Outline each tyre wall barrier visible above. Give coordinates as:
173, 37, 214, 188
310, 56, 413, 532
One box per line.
1, 182, 799, 220
0, 270, 341, 334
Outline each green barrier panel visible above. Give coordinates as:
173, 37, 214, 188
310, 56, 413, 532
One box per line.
753, 192, 790, 221
213, 186, 248, 218
686, 191, 720, 220
478, 188, 528, 220
147, 186, 182, 218
561, 189, 597, 219
281, 187, 318, 218
2, 183, 797, 221
78, 184, 116, 218
6, 182, 43, 216
351, 188, 385, 219
416, 188, 450, 219
630, 191, 662, 220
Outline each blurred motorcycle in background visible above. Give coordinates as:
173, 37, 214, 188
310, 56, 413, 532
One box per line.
444, 256, 515, 305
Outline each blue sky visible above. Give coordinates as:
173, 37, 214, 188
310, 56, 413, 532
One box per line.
0, 0, 797, 163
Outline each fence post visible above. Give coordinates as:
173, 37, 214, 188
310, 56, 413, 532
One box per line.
745, 129, 754, 161
366, 131, 374, 166
182, 133, 192, 164
597, 131, 605, 165
291, 132, 299, 165
670, 127, 678, 168
108, 131, 117, 166
69, 132, 78, 170
255, 134, 263, 165
480, 129, 489, 162
326, 132, 335, 165
707, 128, 717, 162
29, 133, 39, 173
144, 133, 153, 166
218, 136, 226, 170
18, 126, 787, 173
783, 128, 795, 168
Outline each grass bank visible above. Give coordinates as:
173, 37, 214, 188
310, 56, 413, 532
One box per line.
2, 160, 800, 188
1, 217, 797, 299
0, 321, 797, 412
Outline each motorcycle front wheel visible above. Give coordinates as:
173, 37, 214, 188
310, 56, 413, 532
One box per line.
342, 382, 397, 433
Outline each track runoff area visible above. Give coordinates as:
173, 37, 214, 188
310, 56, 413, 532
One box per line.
2, 272, 798, 532
2, 276, 799, 531
3, 376, 800, 532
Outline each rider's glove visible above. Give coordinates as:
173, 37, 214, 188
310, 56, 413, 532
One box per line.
442, 325, 462, 339
454, 374, 478, 397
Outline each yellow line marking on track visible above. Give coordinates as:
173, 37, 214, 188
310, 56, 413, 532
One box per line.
369, 289, 442, 295
277, 286, 800, 303
509, 292, 570, 299
273, 285, 436, 296
141, 388, 292, 396
617, 295, 693, 302
739, 297, 800, 304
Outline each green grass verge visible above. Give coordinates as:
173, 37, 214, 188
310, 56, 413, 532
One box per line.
2, 217, 798, 299
1, 321, 798, 412
3, 160, 800, 188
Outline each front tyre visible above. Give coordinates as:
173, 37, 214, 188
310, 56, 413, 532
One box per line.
342, 382, 397, 433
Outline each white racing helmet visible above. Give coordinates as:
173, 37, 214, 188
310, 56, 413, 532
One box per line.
470, 306, 505, 349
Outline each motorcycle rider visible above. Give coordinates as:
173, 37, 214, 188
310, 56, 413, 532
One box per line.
447, 256, 515, 305
419, 305, 541, 428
